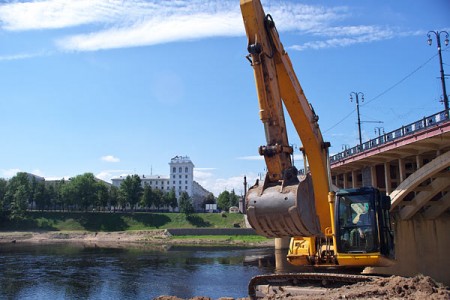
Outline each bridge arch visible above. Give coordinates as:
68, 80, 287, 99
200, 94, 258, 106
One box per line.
390, 150, 450, 220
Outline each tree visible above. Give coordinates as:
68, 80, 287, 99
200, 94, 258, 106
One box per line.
46, 184, 57, 211
53, 179, 66, 211
141, 185, 154, 210
63, 173, 99, 211
119, 175, 143, 211
29, 176, 38, 210
109, 185, 119, 212
153, 188, 164, 211
96, 183, 109, 211
217, 190, 230, 212
4, 172, 31, 218
9, 186, 29, 220
0, 178, 7, 212
229, 190, 239, 207
179, 192, 194, 215
202, 193, 216, 211
33, 181, 47, 211
217, 190, 239, 212
165, 188, 178, 211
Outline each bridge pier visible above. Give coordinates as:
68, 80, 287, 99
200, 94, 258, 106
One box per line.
373, 213, 450, 286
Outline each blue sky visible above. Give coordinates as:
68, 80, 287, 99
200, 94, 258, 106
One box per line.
0, 0, 449, 196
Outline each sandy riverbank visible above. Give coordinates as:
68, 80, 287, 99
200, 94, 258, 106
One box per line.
0, 230, 275, 248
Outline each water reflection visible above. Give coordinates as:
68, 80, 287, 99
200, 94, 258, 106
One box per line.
0, 243, 276, 299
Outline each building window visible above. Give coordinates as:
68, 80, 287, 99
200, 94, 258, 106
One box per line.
179, 167, 182, 172
179, 175, 181, 178
173, 167, 176, 173
185, 186, 188, 190
173, 175, 175, 178
179, 181, 181, 184
185, 180, 187, 184
185, 175, 188, 179
185, 167, 188, 173
173, 181, 175, 184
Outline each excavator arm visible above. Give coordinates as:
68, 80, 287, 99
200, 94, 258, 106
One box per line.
241, 0, 331, 237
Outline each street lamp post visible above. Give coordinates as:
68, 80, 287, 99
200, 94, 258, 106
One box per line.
427, 30, 449, 118
350, 92, 364, 149
374, 126, 385, 136
291, 144, 297, 167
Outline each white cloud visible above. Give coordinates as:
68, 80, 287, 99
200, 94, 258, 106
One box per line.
0, 51, 51, 61
0, 168, 22, 178
96, 169, 131, 183
44, 175, 72, 181
289, 26, 395, 51
0, 169, 78, 182
194, 168, 216, 180
56, 10, 243, 52
0, 0, 122, 31
0, 1, 402, 53
101, 155, 120, 163
237, 155, 263, 161
194, 165, 260, 196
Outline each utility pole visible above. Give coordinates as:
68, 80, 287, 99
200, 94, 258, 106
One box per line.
427, 30, 449, 118
243, 176, 247, 214
350, 92, 364, 149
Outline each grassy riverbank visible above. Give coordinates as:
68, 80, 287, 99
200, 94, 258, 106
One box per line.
0, 211, 274, 247
0, 211, 246, 232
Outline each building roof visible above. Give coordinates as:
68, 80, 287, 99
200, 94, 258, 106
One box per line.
170, 155, 194, 165
111, 175, 169, 181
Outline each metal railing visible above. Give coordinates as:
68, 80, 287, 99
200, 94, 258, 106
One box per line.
330, 110, 449, 164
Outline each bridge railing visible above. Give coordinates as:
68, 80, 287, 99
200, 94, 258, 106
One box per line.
330, 110, 449, 164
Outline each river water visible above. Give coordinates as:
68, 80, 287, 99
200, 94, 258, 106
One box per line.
0, 243, 277, 299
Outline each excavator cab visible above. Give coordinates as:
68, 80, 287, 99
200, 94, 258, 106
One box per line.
335, 188, 395, 266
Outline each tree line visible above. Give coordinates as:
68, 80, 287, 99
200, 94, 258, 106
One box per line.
0, 172, 240, 221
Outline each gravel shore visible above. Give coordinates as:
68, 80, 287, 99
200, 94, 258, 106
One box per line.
0, 230, 274, 247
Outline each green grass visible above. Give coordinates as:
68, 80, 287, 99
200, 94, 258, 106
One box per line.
171, 235, 270, 243
0, 211, 246, 232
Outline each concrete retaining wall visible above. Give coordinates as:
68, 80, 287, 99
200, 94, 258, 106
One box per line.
166, 228, 257, 236
373, 212, 450, 285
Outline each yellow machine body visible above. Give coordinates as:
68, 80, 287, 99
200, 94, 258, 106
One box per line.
240, 0, 394, 269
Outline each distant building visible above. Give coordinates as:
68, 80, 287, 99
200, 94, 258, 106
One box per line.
169, 155, 195, 198
24, 172, 45, 183
111, 156, 212, 211
112, 175, 170, 192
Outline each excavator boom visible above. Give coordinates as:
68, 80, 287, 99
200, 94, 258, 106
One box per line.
241, 0, 331, 238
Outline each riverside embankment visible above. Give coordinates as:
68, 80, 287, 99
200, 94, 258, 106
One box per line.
0, 228, 274, 248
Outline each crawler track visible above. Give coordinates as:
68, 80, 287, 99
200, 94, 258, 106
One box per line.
248, 272, 374, 299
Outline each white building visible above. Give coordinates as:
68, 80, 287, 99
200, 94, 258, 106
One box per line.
112, 175, 170, 192
169, 155, 194, 197
111, 156, 211, 210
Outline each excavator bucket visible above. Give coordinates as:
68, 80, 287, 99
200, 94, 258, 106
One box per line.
246, 174, 321, 238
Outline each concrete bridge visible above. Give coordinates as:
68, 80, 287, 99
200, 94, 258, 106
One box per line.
330, 110, 450, 285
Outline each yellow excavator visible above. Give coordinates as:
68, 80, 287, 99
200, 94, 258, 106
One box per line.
240, 0, 394, 295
